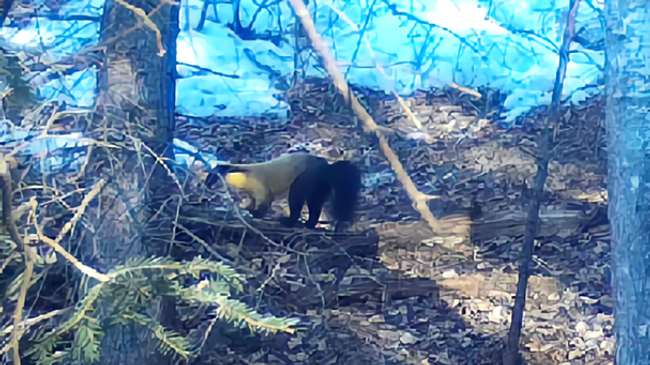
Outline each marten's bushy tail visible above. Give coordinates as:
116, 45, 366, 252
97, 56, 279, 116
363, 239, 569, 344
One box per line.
327, 160, 362, 222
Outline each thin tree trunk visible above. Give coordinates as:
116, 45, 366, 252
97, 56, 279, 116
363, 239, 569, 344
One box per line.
604, 0, 650, 363
503, 1, 580, 364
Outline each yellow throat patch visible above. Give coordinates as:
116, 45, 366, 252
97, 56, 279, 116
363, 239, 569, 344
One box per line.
225, 172, 248, 189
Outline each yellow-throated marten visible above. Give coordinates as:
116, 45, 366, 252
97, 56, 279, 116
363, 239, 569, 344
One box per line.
205, 152, 361, 229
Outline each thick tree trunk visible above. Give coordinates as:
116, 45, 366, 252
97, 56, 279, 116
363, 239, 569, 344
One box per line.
85, 0, 179, 363
605, 0, 650, 363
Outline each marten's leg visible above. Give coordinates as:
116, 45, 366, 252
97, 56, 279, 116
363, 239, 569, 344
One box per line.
279, 174, 311, 228
246, 192, 272, 219
305, 180, 331, 229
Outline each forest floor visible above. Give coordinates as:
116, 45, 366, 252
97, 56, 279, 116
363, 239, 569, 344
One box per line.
176, 79, 613, 365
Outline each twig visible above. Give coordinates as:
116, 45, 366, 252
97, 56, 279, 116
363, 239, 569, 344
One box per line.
54, 284, 103, 337
73, 144, 93, 180
7, 246, 36, 364
288, 0, 443, 234
0, 88, 13, 100
450, 82, 482, 98
196, 313, 219, 356
1, 154, 22, 251
211, 172, 285, 247
302, 255, 326, 308
40, 106, 60, 136
326, 4, 482, 125
344, 0, 377, 79
136, 143, 185, 256
31, 180, 111, 283
319, 234, 384, 287
4, 133, 118, 162
89, 0, 170, 54
255, 259, 286, 310
176, 62, 241, 78
112, 0, 178, 57
380, 0, 480, 54
177, 224, 232, 264
139, 142, 183, 192
0, 310, 66, 336
0, 251, 20, 276
325, 3, 425, 130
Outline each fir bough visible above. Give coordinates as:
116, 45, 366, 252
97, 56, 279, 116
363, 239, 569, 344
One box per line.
11, 256, 298, 364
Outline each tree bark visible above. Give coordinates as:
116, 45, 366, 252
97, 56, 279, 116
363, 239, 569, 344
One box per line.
605, 0, 650, 363
84, 0, 179, 363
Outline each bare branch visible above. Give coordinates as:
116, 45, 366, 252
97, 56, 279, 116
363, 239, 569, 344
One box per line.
288, 0, 446, 234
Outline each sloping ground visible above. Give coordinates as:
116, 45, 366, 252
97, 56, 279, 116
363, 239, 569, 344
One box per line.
175, 78, 612, 364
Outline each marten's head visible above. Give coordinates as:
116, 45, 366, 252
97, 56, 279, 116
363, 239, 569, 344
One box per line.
225, 172, 250, 190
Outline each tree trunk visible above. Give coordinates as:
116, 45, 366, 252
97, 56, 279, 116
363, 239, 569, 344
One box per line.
85, 0, 179, 363
503, 2, 580, 364
605, 0, 650, 363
